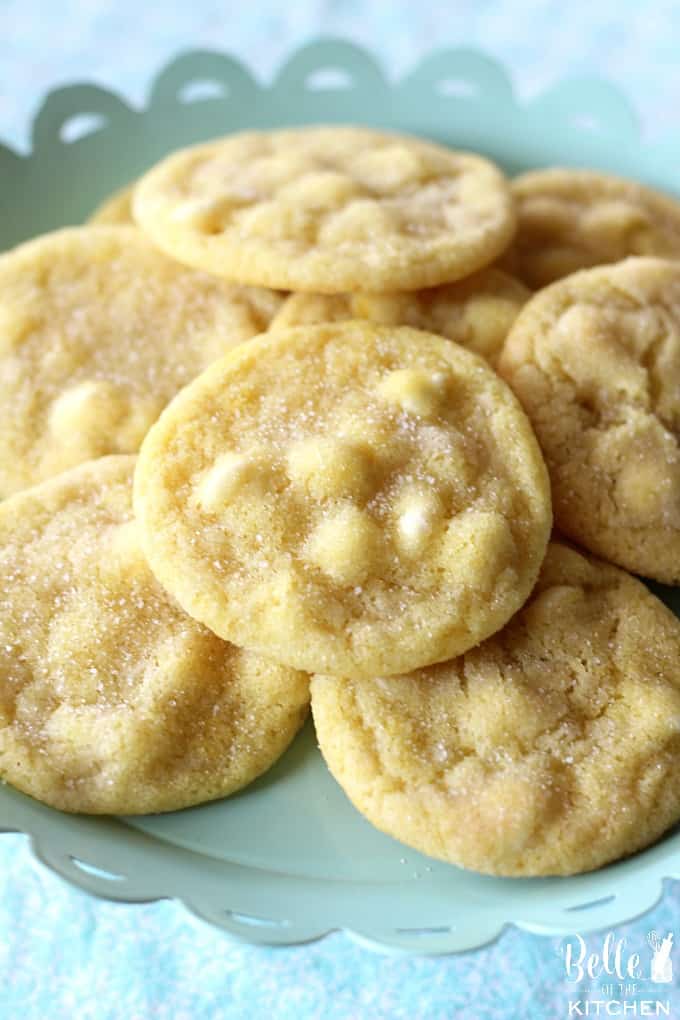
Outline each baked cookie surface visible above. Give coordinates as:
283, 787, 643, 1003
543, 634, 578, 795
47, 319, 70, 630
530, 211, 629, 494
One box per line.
0, 456, 309, 814
0, 225, 283, 496
134, 321, 551, 679
499, 257, 680, 583
504, 168, 680, 288
132, 126, 516, 293
311, 542, 680, 877
270, 267, 530, 367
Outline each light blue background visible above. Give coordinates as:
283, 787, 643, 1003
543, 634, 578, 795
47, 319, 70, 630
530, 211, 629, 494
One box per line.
1, 2, 680, 1017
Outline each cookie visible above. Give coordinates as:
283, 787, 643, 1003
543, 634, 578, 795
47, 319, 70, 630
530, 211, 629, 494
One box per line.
0, 225, 284, 497
132, 126, 517, 293
504, 168, 680, 289
498, 257, 680, 583
134, 321, 551, 679
311, 541, 680, 877
88, 183, 134, 224
0, 456, 310, 814
269, 268, 530, 367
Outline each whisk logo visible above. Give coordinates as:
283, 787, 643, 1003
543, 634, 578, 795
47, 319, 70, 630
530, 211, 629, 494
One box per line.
558, 929, 676, 1016
647, 931, 674, 984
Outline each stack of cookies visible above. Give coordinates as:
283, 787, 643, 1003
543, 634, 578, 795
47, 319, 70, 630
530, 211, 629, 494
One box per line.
1, 126, 680, 878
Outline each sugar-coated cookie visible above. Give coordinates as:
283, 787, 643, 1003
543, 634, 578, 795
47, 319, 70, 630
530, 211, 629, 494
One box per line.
132, 127, 516, 293
0, 456, 309, 814
504, 168, 680, 288
270, 267, 530, 367
311, 542, 680, 877
134, 321, 551, 679
0, 226, 283, 496
499, 257, 680, 583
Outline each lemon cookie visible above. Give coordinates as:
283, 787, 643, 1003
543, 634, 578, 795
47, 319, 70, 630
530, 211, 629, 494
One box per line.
0, 455, 309, 814
270, 268, 530, 367
132, 126, 516, 293
0, 225, 284, 497
88, 183, 134, 224
499, 257, 680, 583
504, 168, 680, 289
311, 541, 680, 877
134, 321, 551, 679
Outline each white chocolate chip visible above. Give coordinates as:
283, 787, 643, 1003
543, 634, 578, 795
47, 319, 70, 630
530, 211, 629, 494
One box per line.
377, 368, 450, 418
303, 505, 383, 585
394, 487, 445, 555
195, 451, 268, 511
47, 380, 160, 452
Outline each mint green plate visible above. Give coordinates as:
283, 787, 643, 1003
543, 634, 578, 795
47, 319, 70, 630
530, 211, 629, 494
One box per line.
1, 40, 680, 957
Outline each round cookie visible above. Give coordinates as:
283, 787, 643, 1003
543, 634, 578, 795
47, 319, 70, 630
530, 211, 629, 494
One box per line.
504, 168, 680, 289
498, 256, 680, 583
134, 321, 552, 679
269, 268, 530, 367
132, 126, 517, 293
0, 225, 284, 497
88, 183, 134, 224
311, 541, 680, 877
0, 455, 309, 815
